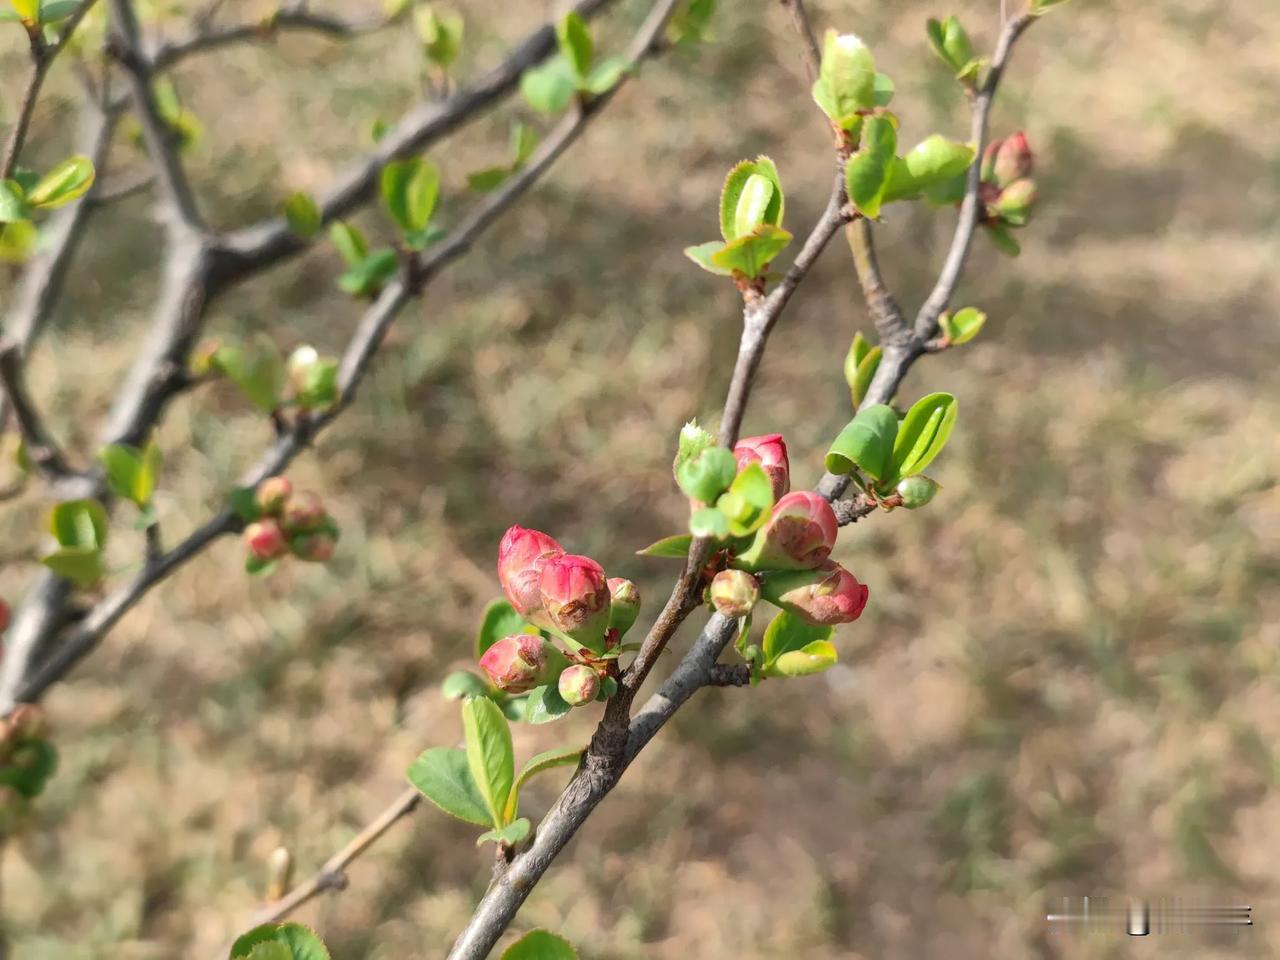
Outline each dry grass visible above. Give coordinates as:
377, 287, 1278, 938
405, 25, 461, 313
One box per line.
2, 0, 1279, 956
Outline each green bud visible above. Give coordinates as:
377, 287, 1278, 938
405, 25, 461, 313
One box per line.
993, 177, 1037, 226
813, 30, 877, 128
558, 664, 601, 707
896, 475, 939, 509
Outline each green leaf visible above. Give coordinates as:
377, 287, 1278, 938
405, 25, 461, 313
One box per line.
636, 533, 693, 558
227, 486, 261, 522
406, 746, 492, 827
40, 546, 105, 586
337, 249, 399, 297
883, 135, 976, 204
891, 391, 957, 480
477, 817, 531, 846
845, 117, 896, 219
0, 219, 37, 262
0, 739, 57, 797
760, 609, 833, 673
417, 7, 463, 69
283, 192, 322, 238
99, 441, 160, 506
676, 444, 737, 503
846, 331, 870, 380
715, 461, 773, 536
689, 505, 730, 540
985, 221, 1021, 257
501, 929, 580, 960
443, 670, 491, 700
511, 122, 538, 166
462, 696, 515, 828
719, 156, 784, 241
504, 745, 583, 822
732, 173, 775, 240
27, 155, 95, 209
873, 71, 895, 106
520, 56, 577, 114
229, 922, 331, 960
381, 158, 439, 234
851, 344, 881, 407
814, 29, 877, 127
683, 240, 732, 276
825, 403, 898, 481
328, 221, 367, 267
556, 11, 593, 79
767, 639, 838, 677
583, 57, 627, 95
475, 598, 537, 659
0, 181, 28, 223
50, 498, 108, 548
942, 306, 986, 345
292, 357, 339, 409
523, 684, 572, 724
225, 335, 285, 412
467, 167, 509, 193
37, 0, 79, 23
927, 16, 975, 75
244, 554, 277, 577
709, 224, 792, 279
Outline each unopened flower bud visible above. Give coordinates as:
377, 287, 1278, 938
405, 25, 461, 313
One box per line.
497, 525, 565, 628
709, 569, 760, 619
245, 519, 288, 560
282, 491, 326, 531
733, 433, 790, 501
292, 530, 337, 563
265, 846, 293, 902
761, 562, 869, 626
980, 137, 1002, 184
0, 597, 9, 634
558, 663, 600, 706
734, 491, 838, 572
540, 554, 612, 649
814, 30, 877, 125
993, 177, 1037, 226
606, 578, 641, 638
255, 476, 292, 516
992, 131, 1033, 187
896, 475, 939, 510
478, 634, 559, 694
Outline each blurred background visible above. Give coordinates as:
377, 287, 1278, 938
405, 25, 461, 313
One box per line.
2, 0, 1279, 956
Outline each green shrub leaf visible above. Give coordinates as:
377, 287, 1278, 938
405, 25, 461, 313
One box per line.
825, 403, 898, 480
760, 610, 834, 675
462, 696, 515, 827
845, 116, 896, 219
475, 598, 537, 659
520, 57, 577, 114
27, 155, 95, 209
636, 533, 693, 558
891, 391, 957, 480
501, 930, 580, 960
229, 922, 331, 960
283, 192, 322, 237
504, 744, 583, 822
477, 817, 531, 846
556, 11, 593, 79
405, 746, 492, 827
767, 639, 838, 677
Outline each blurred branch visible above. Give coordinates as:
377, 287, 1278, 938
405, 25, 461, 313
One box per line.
150, 3, 392, 72
0, 338, 77, 483
87, 168, 154, 206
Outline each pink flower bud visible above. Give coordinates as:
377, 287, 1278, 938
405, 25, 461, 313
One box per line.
282, 491, 326, 531
497, 525, 565, 627
709, 569, 760, 619
478, 634, 556, 694
293, 531, 337, 563
993, 177, 1037, 225
733, 433, 791, 501
993, 131, 1033, 187
540, 554, 611, 649
607, 577, 641, 637
734, 491, 839, 571
558, 663, 600, 706
245, 519, 288, 560
0, 598, 9, 634
761, 562, 868, 626
255, 476, 293, 516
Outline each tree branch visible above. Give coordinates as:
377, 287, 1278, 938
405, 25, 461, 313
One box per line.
0, 338, 76, 483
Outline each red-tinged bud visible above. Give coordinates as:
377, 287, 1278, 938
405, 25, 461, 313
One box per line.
761, 562, 869, 626
245, 519, 288, 560
497, 525, 565, 627
733, 433, 791, 501
993, 177, 1037, 226
607, 577, 641, 637
282, 491, 326, 531
980, 137, 1002, 183
6, 705, 43, 741
0, 597, 9, 633
540, 554, 611, 649
734, 491, 839, 572
478, 634, 556, 694
558, 663, 600, 706
708, 569, 760, 619
255, 476, 292, 516
292, 531, 337, 563
993, 131, 1033, 187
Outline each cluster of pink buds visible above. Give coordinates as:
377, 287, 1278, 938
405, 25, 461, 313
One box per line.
979, 132, 1036, 243
485, 525, 642, 708
243, 477, 340, 571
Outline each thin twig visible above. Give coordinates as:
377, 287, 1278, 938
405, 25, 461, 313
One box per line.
0, 339, 76, 482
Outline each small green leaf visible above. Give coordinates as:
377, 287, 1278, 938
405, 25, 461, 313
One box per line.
825, 403, 898, 481
709, 224, 792, 279
244, 554, 277, 577
50, 498, 108, 549
583, 57, 627, 95
283, 192, 322, 238
845, 331, 871, 382
501, 930, 580, 960
227, 486, 261, 522
417, 6, 464, 69
760, 609, 833, 673
676, 444, 737, 503
636, 533, 693, 558
683, 240, 732, 276
891, 391, 957, 480
520, 56, 577, 114
0, 181, 28, 223
467, 167, 509, 193
846, 116, 896, 219
887, 135, 974, 203
230, 922, 331, 960
99, 441, 160, 506
942, 306, 986, 345
443, 670, 491, 700
556, 11, 593, 79
504, 744, 583, 822
462, 696, 515, 828
715, 461, 773, 536
523, 683, 573, 724
475, 598, 538, 659
511, 122, 538, 166
814, 29, 877, 127
477, 817, 531, 846
381, 158, 439, 234
719, 156, 784, 241
0, 738, 57, 797
0, 219, 37, 262
337, 249, 399, 297
224, 335, 285, 412
37, 0, 79, 23
732, 173, 775, 240
851, 345, 881, 407
767, 639, 838, 677
27, 155, 95, 209
985, 221, 1021, 257
689, 505, 730, 539
406, 746, 492, 827
328, 221, 368, 267
40, 546, 105, 586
